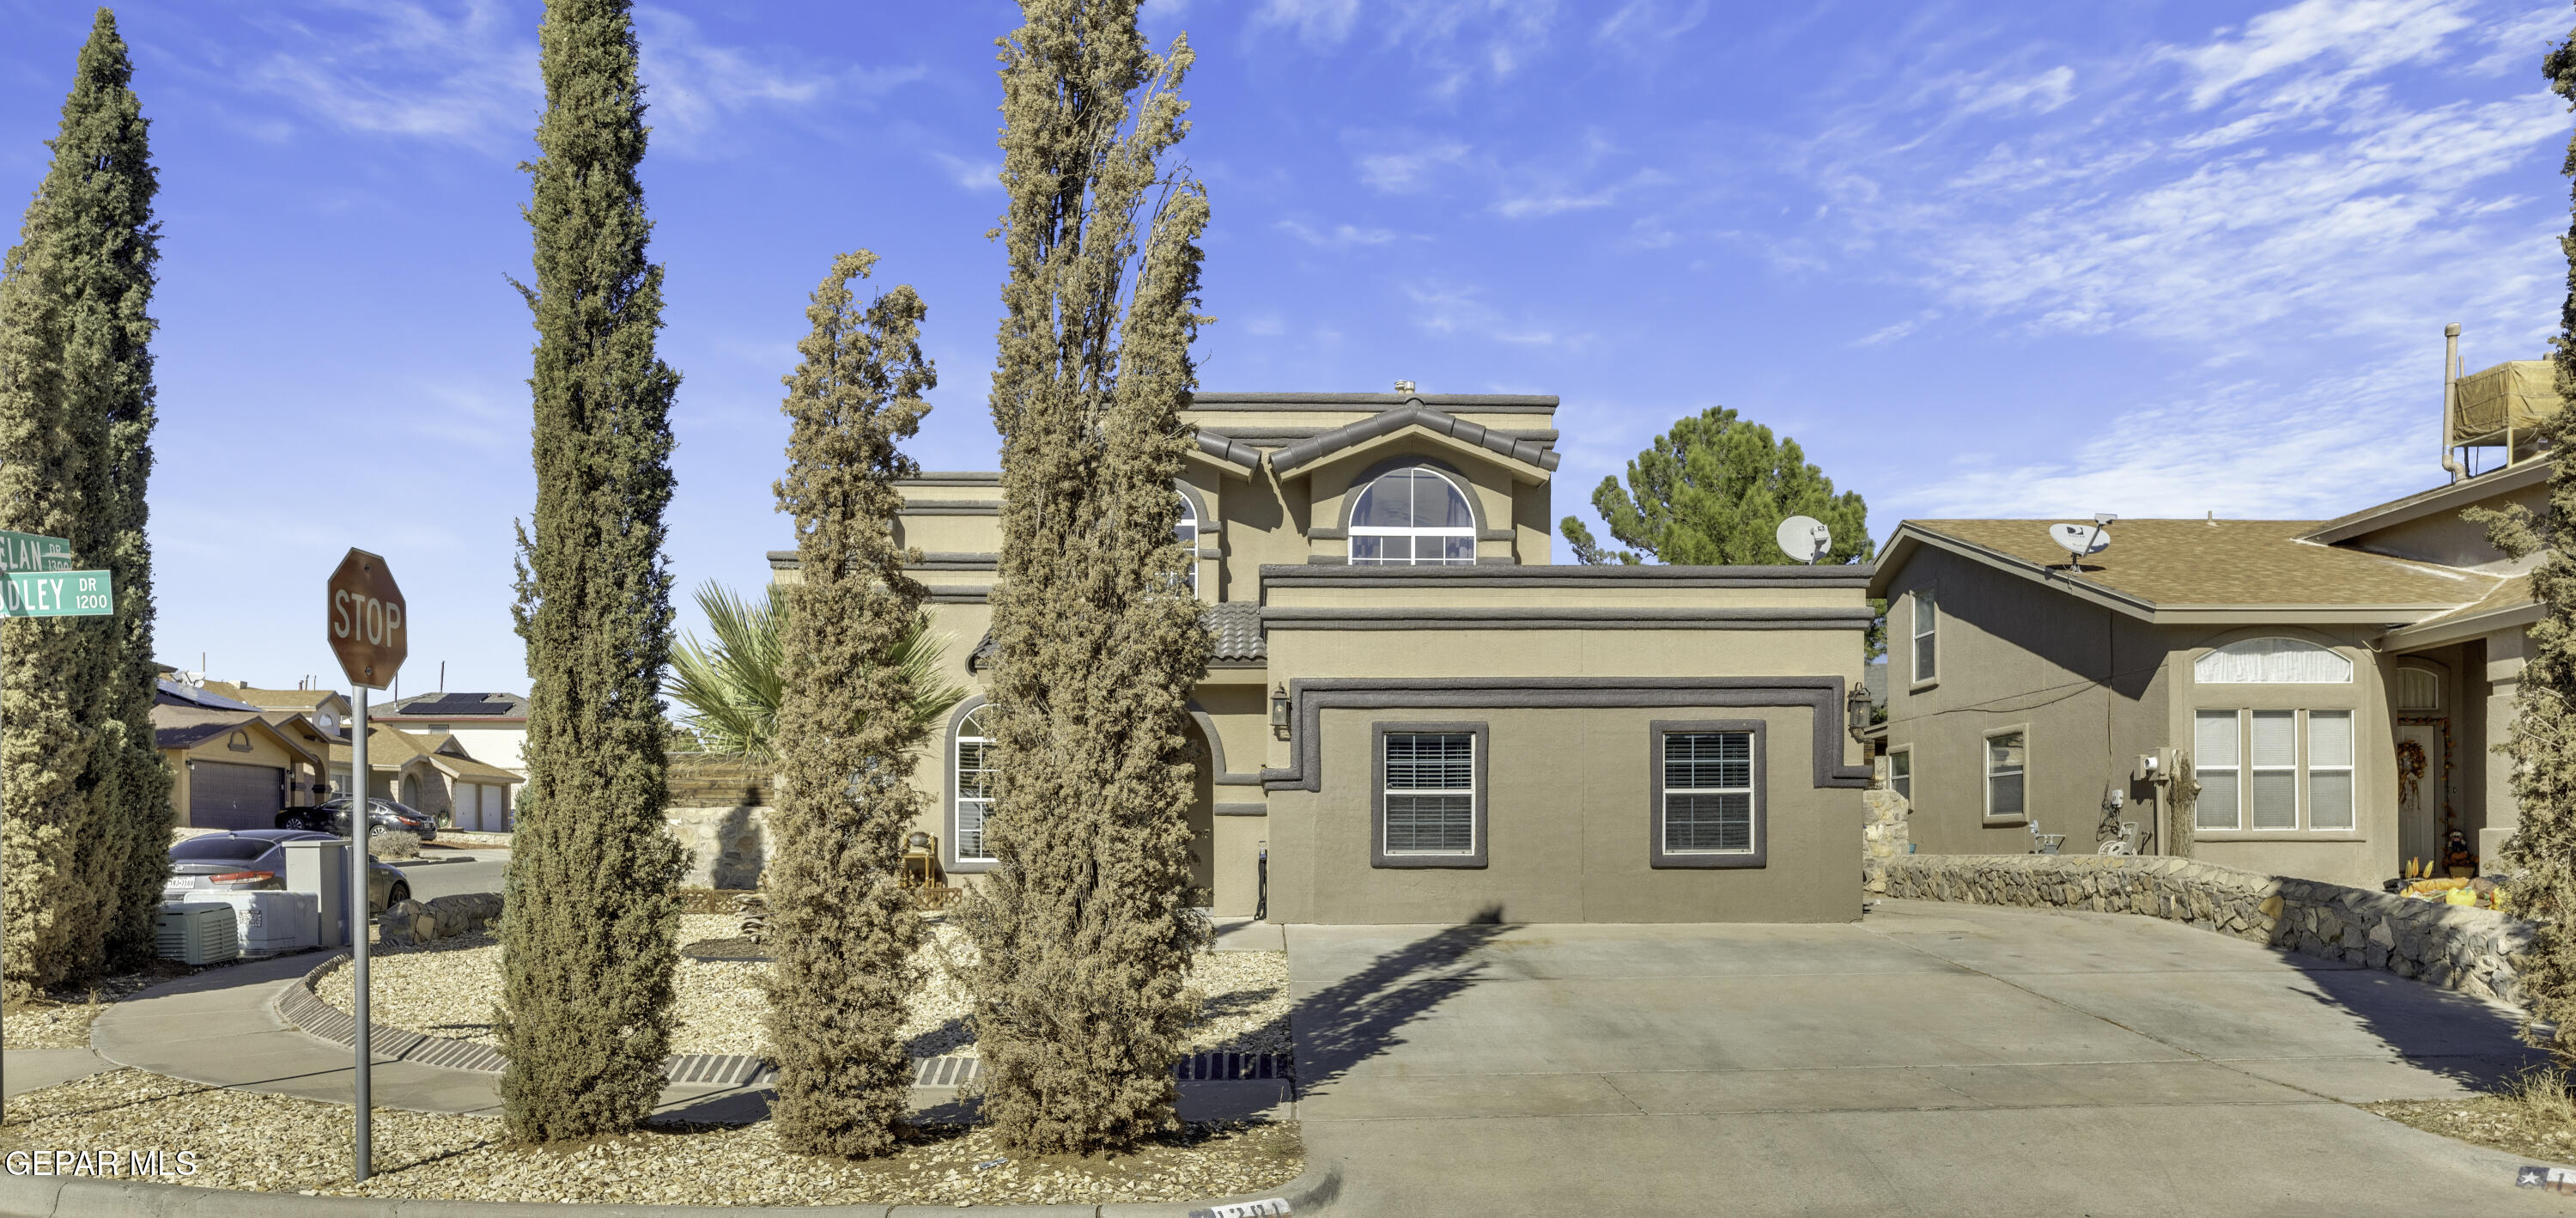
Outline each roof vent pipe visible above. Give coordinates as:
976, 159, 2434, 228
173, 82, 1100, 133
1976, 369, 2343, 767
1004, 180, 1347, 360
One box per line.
1394, 380, 1417, 395
2442, 323, 2466, 484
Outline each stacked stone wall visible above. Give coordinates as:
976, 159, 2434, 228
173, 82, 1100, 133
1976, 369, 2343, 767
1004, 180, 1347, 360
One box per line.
667, 752, 769, 807
1877, 854, 2537, 1005
1861, 788, 1910, 894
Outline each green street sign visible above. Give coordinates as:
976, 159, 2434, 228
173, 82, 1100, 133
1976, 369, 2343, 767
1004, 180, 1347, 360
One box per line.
0, 531, 72, 574
0, 569, 111, 617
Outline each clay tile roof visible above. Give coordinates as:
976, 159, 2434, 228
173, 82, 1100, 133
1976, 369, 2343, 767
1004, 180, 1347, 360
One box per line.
1899, 519, 2495, 608
969, 603, 1267, 671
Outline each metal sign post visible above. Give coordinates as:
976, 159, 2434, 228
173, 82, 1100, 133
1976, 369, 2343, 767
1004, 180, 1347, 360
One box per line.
325, 549, 405, 1185
0, 538, 106, 1066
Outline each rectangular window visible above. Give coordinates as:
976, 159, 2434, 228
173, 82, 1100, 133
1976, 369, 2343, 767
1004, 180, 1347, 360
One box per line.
1984, 729, 2026, 819
1662, 732, 1754, 854
1911, 593, 1937, 683
956, 735, 995, 862
2196, 709, 2241, 831
1888, 747, 1912, 803
2249, 709, 2298, 829
2308, 711, 2354, 830
1383, 733, 1475, 854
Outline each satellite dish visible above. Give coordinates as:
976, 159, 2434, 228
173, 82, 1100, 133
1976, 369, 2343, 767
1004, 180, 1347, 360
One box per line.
1776, 515, 1832, 564
2049, 521, 2112, 567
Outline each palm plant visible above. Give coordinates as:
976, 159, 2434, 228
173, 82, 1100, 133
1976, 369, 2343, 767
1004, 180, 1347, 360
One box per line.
667, 581, 963, 761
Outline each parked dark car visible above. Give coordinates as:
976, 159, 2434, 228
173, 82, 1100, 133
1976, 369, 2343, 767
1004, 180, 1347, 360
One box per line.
278, 796, 436, 843
166, 829, 410, 911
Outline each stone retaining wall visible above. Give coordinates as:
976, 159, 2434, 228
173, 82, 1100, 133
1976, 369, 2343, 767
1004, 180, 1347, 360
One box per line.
667, 753, 770, 807
666, 804, 772, 889
1876, 853, 2537, 1005
380, 892, 503, 947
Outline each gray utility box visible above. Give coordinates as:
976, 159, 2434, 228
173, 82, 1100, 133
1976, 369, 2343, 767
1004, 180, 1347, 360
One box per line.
283, 837, 352, 947
155, 903, 239, 965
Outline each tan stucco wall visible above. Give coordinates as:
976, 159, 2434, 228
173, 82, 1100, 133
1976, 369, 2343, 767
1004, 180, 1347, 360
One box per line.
1266, 703, 1858, 924
2340, 480, 2545, 573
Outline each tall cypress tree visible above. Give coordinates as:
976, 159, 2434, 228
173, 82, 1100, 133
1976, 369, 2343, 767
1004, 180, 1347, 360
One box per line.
0, 9, 167, 1000
496, 0, 687, 1141
956, 0, 1214, 1157
2479, 16, 2576, 1067
762, 251, 937, 1155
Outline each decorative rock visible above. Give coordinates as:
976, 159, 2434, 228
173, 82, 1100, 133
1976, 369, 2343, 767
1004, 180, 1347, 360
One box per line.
380, 898, 436, 947
1880, 853, 2538, 1008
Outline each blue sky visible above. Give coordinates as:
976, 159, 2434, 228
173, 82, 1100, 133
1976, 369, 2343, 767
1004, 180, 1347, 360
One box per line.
1, 0, 2568, 695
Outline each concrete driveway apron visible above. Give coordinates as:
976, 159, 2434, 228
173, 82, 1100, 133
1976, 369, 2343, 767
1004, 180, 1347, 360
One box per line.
1287, 899, 2568, 1217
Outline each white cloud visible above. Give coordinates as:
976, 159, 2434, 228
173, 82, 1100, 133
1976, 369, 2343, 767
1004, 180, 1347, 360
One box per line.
1255, 0, 1362, 46
1277, 219, 1402, 247
930, 150, 1002, 192
1355, 138, 1470, 192
233, 2, 917, 154
1406, 281, 1587, 349
1595, 0, 1710, 52
2172, 0, 2473, 109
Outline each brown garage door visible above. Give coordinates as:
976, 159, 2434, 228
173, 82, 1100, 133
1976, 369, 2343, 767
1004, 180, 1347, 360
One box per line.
191, 761, 283, 830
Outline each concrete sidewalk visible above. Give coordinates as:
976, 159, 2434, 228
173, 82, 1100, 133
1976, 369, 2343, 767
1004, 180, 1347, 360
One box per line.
1288, 901, 2576, 1218
2, 1047, 112, 1099
81, 949, 1288, 1124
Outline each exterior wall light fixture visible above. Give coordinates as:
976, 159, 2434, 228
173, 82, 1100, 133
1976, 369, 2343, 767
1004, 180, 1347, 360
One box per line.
1271, 683, 1292, 740
1846, 683, 1873, 740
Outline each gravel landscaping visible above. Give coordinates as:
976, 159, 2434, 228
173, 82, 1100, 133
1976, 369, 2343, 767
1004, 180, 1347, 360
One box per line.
313, 915, 1292, 1059
0, 1069, 1303, 1206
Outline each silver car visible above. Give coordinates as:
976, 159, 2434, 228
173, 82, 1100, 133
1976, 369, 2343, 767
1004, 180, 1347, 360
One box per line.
165, 830, 411, 912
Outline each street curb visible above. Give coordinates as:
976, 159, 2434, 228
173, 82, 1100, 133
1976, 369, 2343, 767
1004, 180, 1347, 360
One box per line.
276, 954, 1292, 1094
0, 1154, 1340, 1217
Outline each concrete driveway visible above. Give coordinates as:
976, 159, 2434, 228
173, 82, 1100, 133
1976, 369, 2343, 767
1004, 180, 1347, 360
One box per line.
1289, 900, 2567, 1217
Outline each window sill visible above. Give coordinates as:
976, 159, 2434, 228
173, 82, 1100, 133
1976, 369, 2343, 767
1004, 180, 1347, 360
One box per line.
1373, 854, 1485, 869
1982, 815, 2028, 827
1909, 679, 1939, 693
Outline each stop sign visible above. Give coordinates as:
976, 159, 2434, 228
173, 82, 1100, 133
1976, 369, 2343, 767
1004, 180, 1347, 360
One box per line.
326, 548, 407, 690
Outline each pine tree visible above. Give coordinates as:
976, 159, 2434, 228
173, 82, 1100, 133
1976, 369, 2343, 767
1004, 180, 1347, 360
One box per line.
496, 0, 688, 1141
2477, 21, 2576, 1067
762, 251, 938, 1155
1562, 405, 1873, 567
0, 9, 168, 1000
955, 0, 1214, 1157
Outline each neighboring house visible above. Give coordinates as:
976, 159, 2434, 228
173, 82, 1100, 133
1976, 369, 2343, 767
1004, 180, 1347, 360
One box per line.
197, 681, 353, 740
367, 691, 527, 775
327, 725, 522, 831
769, 388, 1877, 924
154, 682, 330, 830
1870, 361, 2552, 890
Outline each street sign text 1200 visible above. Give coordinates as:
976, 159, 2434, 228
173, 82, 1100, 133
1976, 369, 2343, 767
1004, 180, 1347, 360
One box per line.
0, 569, 112, 618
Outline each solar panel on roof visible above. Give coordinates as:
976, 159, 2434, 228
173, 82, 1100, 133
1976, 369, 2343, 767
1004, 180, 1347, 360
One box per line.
438, 703, 513, 716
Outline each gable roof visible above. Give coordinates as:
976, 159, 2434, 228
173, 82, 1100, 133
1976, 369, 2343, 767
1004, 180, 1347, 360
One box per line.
1265, 400, 1561, 477
2294, 460, 2554, 546
151, 707, 326, 766
1873, 519, 2499, 624
156, 679, 259, 711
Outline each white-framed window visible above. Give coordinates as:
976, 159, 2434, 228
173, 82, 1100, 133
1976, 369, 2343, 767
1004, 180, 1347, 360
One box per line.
2394, 667, 2441, 711
1176, 490, 1200, 596
2249, 709, 2297, 829
1887, 746, 1912, 803
1662, 731, 1755, 854
1984, 728, 2026, 819
955, 706, 997, 862
1349, 467, 1476, 565
1911, 592, 1937, 683
2309, 711, 2354, 830
1382, 732, 1475, 853
2195, 709, 2241, 831
2194, 708, 2354, 832
2194, 637, 2353, 684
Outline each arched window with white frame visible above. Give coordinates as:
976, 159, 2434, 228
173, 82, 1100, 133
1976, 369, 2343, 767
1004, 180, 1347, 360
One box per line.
1176, 490, 1200, 595
2192, 637, 2354, 684
1349, 466, 1476, 565
954, 706, 997, 863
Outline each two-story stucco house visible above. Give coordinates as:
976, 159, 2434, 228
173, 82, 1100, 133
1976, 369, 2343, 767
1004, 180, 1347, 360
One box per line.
1869, 356, 2552, 892
769, 389, 1879, 924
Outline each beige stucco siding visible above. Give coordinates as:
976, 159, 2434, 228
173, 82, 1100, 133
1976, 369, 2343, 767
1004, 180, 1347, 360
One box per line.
1266, 703, 1856, 924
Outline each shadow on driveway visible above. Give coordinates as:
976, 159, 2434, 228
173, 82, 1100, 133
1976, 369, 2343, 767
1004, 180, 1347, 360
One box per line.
1268, 905, 1516, 1093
